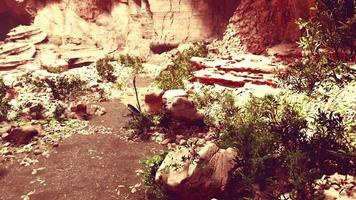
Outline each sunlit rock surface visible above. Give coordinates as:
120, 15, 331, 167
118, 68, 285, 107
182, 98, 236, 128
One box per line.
0, 0, 313, 54
191, 54, 287, 91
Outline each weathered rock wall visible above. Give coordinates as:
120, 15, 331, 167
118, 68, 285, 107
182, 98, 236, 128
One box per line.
0, 0, 238, 54
0, 0, 314, 54
230, 0, 315, 54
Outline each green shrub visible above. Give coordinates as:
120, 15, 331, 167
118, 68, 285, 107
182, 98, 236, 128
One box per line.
278, 1, 356, 93
45, 75, 86, 100
155, 42, 208, 90
304, 0, 355, 58
278, 54, 356, 94
117, 54, 143, 74
96, 56, 117, 82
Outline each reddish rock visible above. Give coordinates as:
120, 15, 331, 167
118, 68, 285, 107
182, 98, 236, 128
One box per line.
230, 0, 314, 54
3, 125, 41, 145
70, 104, 89, 120
144, 89, 164, 114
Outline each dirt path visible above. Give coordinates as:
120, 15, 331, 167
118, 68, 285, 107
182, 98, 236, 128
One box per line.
0, 100, 163, 200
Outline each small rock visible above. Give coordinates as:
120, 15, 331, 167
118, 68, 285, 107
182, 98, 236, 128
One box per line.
165, 96, 202, 122
90, 105, 106, 116
155, 143, 238, 199
33, 149, 43, 155
175, 135, 184, 142
162, 89, 187, 100
196, 138, 206, 147
40, 51, 68, 73
70, 104, 88, 120
161, 138, 171, 145
197, 132, 205, 138
179, 139, 187, 145
52, 143, 59, 147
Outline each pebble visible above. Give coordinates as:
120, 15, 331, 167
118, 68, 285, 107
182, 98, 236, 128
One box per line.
179, 139, 187, 145
175, 135, 184, 142
161, 138, 171, 145
196, 138, 206, 147
187, 137, 198, 146
197, 132, 205, 138
33, 149, 43, 155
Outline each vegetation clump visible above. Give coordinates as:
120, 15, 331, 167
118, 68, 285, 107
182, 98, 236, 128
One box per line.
139, 152, 172, 200
0, 78, 10, 122
155, 43, 208, 90
95, 56, 117, 82
117, 54, 143, 74
191, 88, 355, 199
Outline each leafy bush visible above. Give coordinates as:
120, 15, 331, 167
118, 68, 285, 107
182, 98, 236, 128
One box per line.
0, 78, 7, 100
278, 0, 356, 93
191, 89, 355, 199
117, 54, 143, 74
278, 54, 356, 93
303, 0, 355, 58
155, 43, 208, 90
95, 56, 117, 82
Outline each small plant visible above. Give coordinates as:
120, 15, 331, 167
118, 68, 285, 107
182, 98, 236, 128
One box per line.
96, 56, 117, 82
125, 77, 154, 139
117, 54, 143, 74
139, 152, 171, 200
0, 78, 8, 100
304, 0, 355, 58
155, 42, 208, 90
0, 78, 10, 121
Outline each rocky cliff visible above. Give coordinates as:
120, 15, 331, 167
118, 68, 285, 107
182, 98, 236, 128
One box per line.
0, 0, 313, 54
230, 0, 315, 54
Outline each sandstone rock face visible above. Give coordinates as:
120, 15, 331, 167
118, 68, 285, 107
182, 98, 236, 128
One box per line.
230, 0, 314, 54
155, 142, 238, 200
0, 0, 238, 53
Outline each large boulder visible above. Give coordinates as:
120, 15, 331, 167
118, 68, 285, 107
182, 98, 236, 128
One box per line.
155, 142, 238, 200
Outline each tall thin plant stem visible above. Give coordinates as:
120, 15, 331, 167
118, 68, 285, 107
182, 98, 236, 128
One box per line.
133, 76, 142, 112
